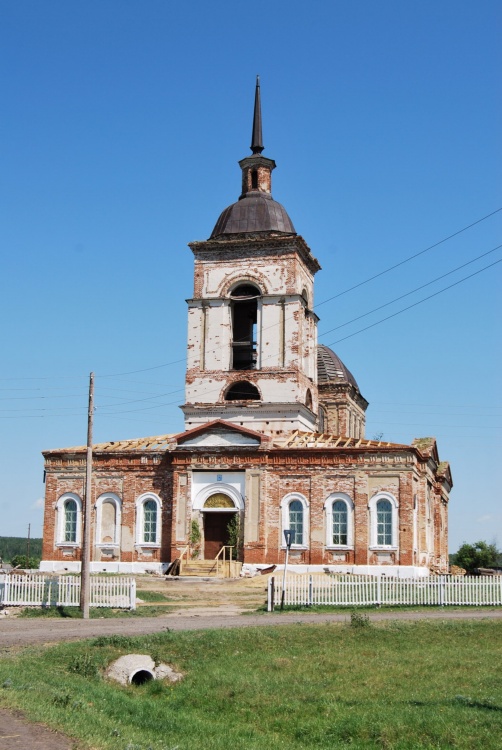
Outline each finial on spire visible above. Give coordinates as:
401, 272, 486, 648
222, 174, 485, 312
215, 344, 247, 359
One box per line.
251, 75, 264, 154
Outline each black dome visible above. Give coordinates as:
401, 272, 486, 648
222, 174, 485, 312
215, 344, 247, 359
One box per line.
210, 192, 295, 238
317, 345, 360, 390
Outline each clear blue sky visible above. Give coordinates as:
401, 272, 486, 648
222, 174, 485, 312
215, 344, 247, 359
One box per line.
1, 1, 500, 552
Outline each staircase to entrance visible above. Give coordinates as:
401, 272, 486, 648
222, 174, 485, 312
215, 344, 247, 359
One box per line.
177, 546, 242, 578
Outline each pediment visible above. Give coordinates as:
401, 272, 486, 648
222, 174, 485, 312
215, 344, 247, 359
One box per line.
174, 420, 264, 448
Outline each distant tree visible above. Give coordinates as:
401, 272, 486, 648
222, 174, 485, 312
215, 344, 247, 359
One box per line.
10, 554, 40, 570
450, 541, 500, 573
0, 536, 42, 562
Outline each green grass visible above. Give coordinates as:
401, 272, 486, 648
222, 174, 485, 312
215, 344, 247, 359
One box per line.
0, 620, 501, 749
18, 604, 171, 618
136, 589, 171, 603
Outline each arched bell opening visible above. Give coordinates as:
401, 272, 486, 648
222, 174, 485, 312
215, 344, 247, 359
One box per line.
230, 283, 261, 370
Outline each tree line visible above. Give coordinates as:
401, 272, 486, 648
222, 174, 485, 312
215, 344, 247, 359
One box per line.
0, 536, 42, 566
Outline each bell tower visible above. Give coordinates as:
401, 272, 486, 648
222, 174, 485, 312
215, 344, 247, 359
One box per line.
182, 78, 321, 435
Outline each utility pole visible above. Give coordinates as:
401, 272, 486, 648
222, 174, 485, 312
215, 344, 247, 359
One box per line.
27, 523, 31, 566
80, 372, 94, 619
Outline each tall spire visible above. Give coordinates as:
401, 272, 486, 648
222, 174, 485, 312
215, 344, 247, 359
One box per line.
250, 75, 264, 154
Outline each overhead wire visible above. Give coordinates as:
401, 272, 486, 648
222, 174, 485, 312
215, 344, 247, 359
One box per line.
318, 244, 502, 337
0, 207, 499, 385
2, 244, 500, 418
90, 206, 502, 379
0, 209, 500, 421
324, 257, 502, 347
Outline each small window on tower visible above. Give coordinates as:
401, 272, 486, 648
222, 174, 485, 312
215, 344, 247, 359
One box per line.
251, 169, 258, 189
305, 389, 313, 410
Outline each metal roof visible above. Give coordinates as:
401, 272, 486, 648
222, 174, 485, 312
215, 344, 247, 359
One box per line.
317, 344, 360, 390
210, 193, 295, 238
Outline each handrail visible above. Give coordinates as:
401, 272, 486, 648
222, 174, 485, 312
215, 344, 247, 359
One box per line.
215, 545, 234, 577
178, 545, 190, 574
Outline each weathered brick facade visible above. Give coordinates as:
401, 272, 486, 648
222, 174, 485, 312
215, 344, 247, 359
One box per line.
41, 79, 452, 575
41, 426, 451, 574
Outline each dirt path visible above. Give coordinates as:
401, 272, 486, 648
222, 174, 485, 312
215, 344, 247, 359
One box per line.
0, 707, 77, 749
1, 606, 501, 650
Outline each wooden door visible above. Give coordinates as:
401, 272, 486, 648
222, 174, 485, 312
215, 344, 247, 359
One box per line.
203, 512, 234, 559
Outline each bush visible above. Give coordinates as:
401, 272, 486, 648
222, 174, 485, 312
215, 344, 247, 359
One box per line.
450, 541, 501, 573
350, 610, 370, 628
10, 554, 40, 569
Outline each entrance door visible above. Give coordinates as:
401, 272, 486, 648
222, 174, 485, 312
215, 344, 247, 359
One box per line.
203, 512, 235, 559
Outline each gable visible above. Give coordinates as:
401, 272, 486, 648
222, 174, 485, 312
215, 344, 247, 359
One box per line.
181, 430, 260, 447
174, 420, 263, 448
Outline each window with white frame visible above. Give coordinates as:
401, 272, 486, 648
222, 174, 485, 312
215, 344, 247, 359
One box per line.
135, 493, 162, 546
324, 493, 354, 548
143, 500, 157, 542
376, 499, 392, 545
64, 499, 78, 542
289, 500, 303, 544
280, 493, 309, 548
369, 492, 398, 548
95, 493, 122, 546
55, 493, 82, 546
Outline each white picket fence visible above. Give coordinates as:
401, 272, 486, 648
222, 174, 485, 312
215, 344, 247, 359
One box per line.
267, 574, 502, 611
0, 574, 136, 610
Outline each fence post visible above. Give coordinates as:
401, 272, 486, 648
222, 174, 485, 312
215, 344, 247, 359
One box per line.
268, 576, 274, 612
308, 575, 313, 607
376, 576, 381, 607
130, 578, 136, 610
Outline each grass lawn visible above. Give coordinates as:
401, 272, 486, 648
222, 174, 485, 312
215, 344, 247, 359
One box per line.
18, 604, 172, 618
0, 619, 500, 750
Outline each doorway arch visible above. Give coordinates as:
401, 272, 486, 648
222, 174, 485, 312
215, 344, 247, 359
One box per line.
192, 483, 243, 560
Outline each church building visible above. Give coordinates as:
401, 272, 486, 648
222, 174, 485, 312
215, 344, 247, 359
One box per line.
41, 81, 452, 576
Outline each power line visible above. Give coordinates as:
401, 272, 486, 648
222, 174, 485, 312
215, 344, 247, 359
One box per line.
5, 254, 500, 419
0, 207, 499, 385
325, 257, 502, 347
319, 244, 502, 337
0, 213, 500, 413
93, 207, 502, 379
314, 206, 502, 308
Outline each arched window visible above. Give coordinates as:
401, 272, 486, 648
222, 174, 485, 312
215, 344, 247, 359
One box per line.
230, 283, 260, 370
332, 500, 348, 545
64, 499, 78, 543
95, 493, 122, 547
376, 499, 392, 545
281, 493, 309, 548
143, 500, 157, 543
324, 493, 354, 548
55, 493, 82, 546
204, 493, 235, 509
224, 381, 260, 401
369, 493, 398, 549
135, 493, 162, 546
289, 500, 304, 545
305, 389, 313, 410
